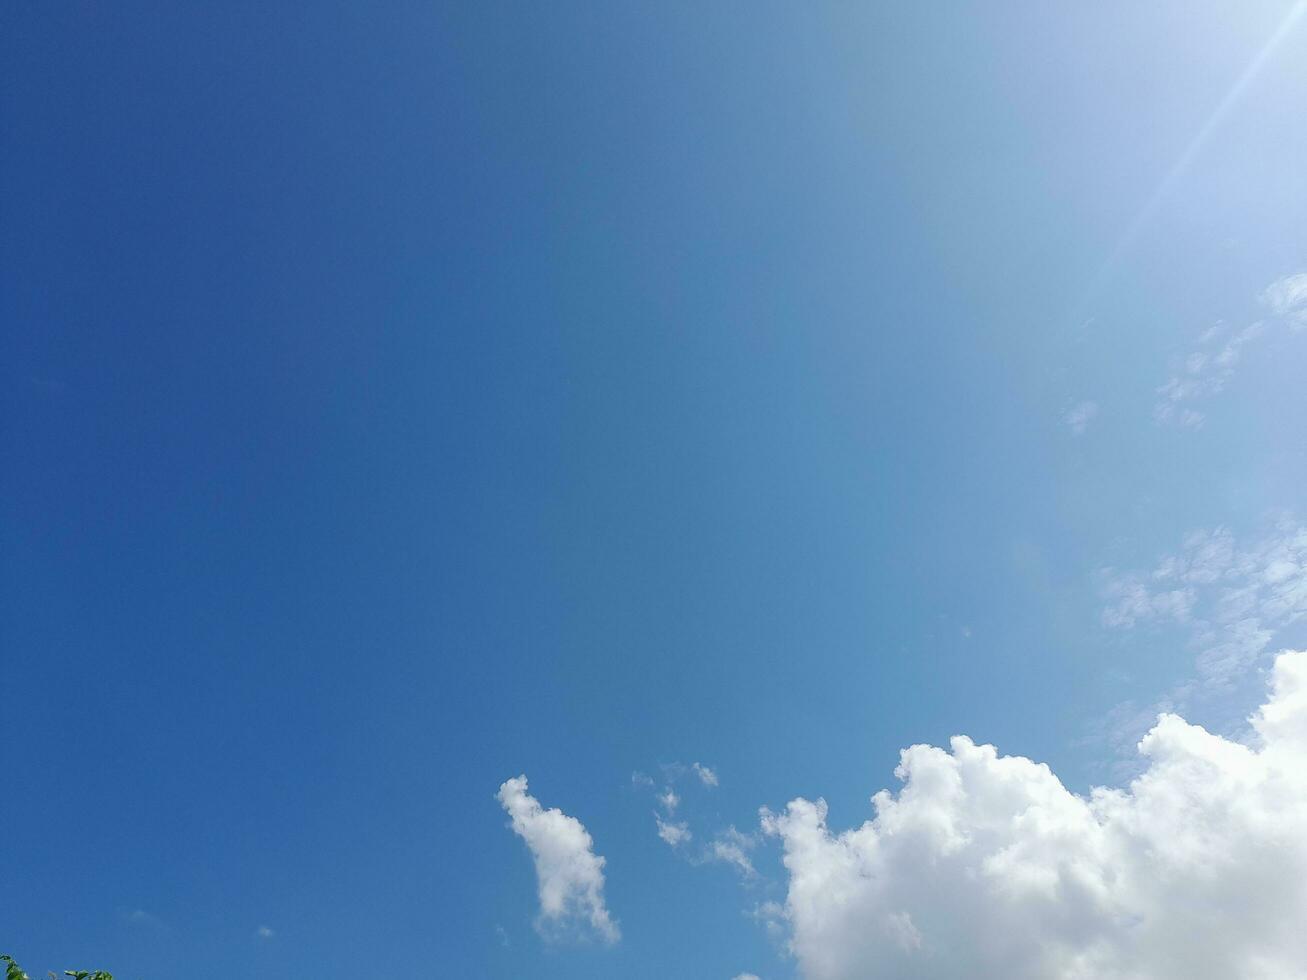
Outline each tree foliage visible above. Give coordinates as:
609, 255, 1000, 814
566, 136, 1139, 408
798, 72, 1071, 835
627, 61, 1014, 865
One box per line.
2, 954, 112, 980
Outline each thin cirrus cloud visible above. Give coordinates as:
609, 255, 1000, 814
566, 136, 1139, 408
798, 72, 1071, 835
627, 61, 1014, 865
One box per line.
1100, 520, 1307, 693
1062, 400, 1099, 435
497, 775, 620, 945
1153, 321, 1264, 427
1154, 271, 1305, 427
761, 649, 1307, 980
1095, 519, 1307, 763
1261, 271, 1307, 327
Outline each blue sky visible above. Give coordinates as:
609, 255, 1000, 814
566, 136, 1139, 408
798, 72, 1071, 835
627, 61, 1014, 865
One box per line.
4, 4, 1307, 978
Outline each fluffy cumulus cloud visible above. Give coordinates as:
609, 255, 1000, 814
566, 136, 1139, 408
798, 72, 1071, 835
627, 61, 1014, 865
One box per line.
762, 649, 1307, 980
497, 775, 619, 944
693, 762, 719, 787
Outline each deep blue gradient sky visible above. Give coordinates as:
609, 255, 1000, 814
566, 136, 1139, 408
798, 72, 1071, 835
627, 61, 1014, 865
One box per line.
4, 4, 1307, 978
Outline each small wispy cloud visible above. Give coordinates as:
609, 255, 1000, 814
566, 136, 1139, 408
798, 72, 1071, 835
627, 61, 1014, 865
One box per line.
1099, 573, 1195, 629
1153, 321, 1263, 427
255, 925, 275, 939
635, 769, 688, 846
656, 815, 692, 847
1062, 400, 1099, 435
692, 762, 718, 787
1261, 272, 1307, 328
752, 900, 786, 941
705, 826, 758, 880
1153, 271, 1306, 427
635, 761, 729, 853
1101, 521, 1307, 686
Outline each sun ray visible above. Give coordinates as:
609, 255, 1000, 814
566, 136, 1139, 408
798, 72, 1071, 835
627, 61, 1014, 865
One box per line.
1074, 1, 1307, 315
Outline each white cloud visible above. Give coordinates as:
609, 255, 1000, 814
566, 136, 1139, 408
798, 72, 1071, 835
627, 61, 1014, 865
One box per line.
1099, 573, 1194, 628
121, 908, 163, 928
656, 815, 692, 847
693, 762, 719, 787
1153, 321, 1263, 427
1095, 521, 1307, 764
1101, 521, 1307, 693
1261, 272, 1307, 328
753, 900, 786, 939
732, 974, 762, 980
1152, 271, 1306, 427
255, 925, 274, 939
707, 826, 758, 879
633, 766, 708, 847
497, 775, 620, 944
762, 649, 1307, 980
1063, 400, 1099, 435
